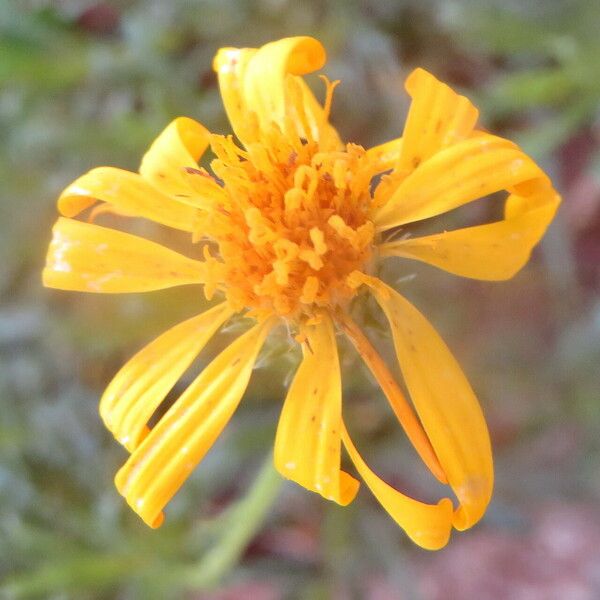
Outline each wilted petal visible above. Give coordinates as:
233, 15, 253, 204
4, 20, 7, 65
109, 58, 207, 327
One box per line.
342, 424, 453, 550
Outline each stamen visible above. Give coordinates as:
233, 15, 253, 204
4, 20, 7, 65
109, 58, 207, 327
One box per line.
319, 75, 340, 126
245, 207, 277, 245
333, 159, 348, 189
299, 248, 324, 271
300, 276, 319, 303
309, 227, 327, 256
200, 112, 379, 318
293, 165, 319, 205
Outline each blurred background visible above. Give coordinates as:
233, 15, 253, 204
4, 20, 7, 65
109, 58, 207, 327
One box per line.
2, 0, 600, 598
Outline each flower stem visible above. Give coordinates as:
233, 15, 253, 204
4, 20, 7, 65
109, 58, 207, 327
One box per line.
183, 453, 282, 590
336, 311, 447, 484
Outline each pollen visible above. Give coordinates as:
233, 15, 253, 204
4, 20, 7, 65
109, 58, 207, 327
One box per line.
196, 79, 379, 320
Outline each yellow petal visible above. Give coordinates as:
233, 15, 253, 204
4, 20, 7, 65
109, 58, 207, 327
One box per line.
373, 133, 543, 231
341, 424, 453, 550
43, 218, 207, 293
57, 167, 200, 231
100, 303, 234, 452
379, 192, 560, 280
505, 174, 558, 218
398, 68, 479, 175
367, 67, 477, 205
293, 76, 343, 150
366, 137, 404, 171
213, 46, 258, 143
115, 317, 275, 527
336, 309, 447, 485
274, 314, 359, 505
139, 117, 224, 206
368, 279, 493, 531
213, 37, 339, 146
243, 36, 325, 128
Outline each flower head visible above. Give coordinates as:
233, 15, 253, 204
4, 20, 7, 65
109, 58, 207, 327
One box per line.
43, 37, 560, 549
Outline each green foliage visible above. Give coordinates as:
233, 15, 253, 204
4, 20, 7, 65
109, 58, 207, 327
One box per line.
447, 0, 600, 155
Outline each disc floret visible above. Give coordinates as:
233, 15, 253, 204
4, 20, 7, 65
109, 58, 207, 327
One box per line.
200, 115, 379, 319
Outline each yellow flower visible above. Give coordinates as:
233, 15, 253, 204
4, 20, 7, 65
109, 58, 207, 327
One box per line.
43, 37, 560, 550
